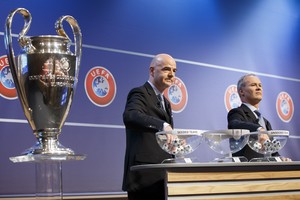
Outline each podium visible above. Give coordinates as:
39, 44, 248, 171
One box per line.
131, 162, 300, 200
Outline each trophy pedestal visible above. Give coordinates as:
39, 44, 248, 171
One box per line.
10, 154, 86, 200
22, 140, 76, 155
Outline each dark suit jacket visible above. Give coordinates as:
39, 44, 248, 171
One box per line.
122, 82, 173, 192
227, 104, 278, 160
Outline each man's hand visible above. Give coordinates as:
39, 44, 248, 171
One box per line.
258, 128, 270, 144
163, 124, 175, 144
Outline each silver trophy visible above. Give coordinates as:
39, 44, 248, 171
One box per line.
4, 8, 82, 155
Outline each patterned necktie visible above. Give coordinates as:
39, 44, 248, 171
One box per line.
254, 110, 266, 129
157, 94, 166, 111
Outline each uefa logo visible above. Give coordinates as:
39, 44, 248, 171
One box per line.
224, 84, 241, 112
0, 55, 17, 100
163, 77, 188, 113
85, 66, 116, 107
276, 91, 294, 123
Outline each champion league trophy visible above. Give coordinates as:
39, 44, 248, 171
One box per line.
5, 8, 85, 199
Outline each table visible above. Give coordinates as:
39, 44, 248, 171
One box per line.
131, 161, 300, 200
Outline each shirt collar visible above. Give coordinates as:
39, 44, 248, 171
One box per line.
242, 103, 259, 113
148, 81, 162, 96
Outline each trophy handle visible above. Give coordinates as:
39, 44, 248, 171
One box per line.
55, 15, 82, 81
4, 8, 32, 112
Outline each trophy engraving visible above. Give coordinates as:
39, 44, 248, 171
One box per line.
4, 8, 82, 155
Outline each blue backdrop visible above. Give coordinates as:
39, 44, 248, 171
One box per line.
0, 0, 299, 197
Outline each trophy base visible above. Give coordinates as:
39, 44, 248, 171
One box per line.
9, 154, 86, 163
22, 140, 75, 156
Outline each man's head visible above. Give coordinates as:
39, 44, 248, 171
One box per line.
237, 74, 263, 108
148, 53, 177, 93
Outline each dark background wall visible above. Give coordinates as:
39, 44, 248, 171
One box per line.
0, 0, 300, 197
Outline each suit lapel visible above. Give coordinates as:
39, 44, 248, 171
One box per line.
163, 96, 173, 126
241, 104, 272, 130
144, 82, 173, 125
144, 82, 162, 111
241, 104, 257, 123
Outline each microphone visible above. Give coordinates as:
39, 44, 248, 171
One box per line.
157, 101, 162, 109
165, 101, 170, 112
255, 118, 260, 124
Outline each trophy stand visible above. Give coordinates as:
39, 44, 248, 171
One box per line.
10, 154, 86, 200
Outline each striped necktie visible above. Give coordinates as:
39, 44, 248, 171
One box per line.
157, 94, 166, 111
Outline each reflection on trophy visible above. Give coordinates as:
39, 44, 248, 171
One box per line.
4, 8, 82, 155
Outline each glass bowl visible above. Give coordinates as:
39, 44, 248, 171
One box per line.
156, 129, 204, 163
248, 130, 289, 157
203, 129, 250, 162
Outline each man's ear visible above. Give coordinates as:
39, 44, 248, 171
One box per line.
149, 66, 154, 76
240, 89, 245, 96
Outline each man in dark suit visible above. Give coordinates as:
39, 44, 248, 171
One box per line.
122, 53, 177, 200
227, 73, 290, 161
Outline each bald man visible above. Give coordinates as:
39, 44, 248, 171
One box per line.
122, 54, 177, 200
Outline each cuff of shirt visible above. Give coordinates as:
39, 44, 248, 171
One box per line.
257, 127, 264, 131
163, 122, 171, 130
